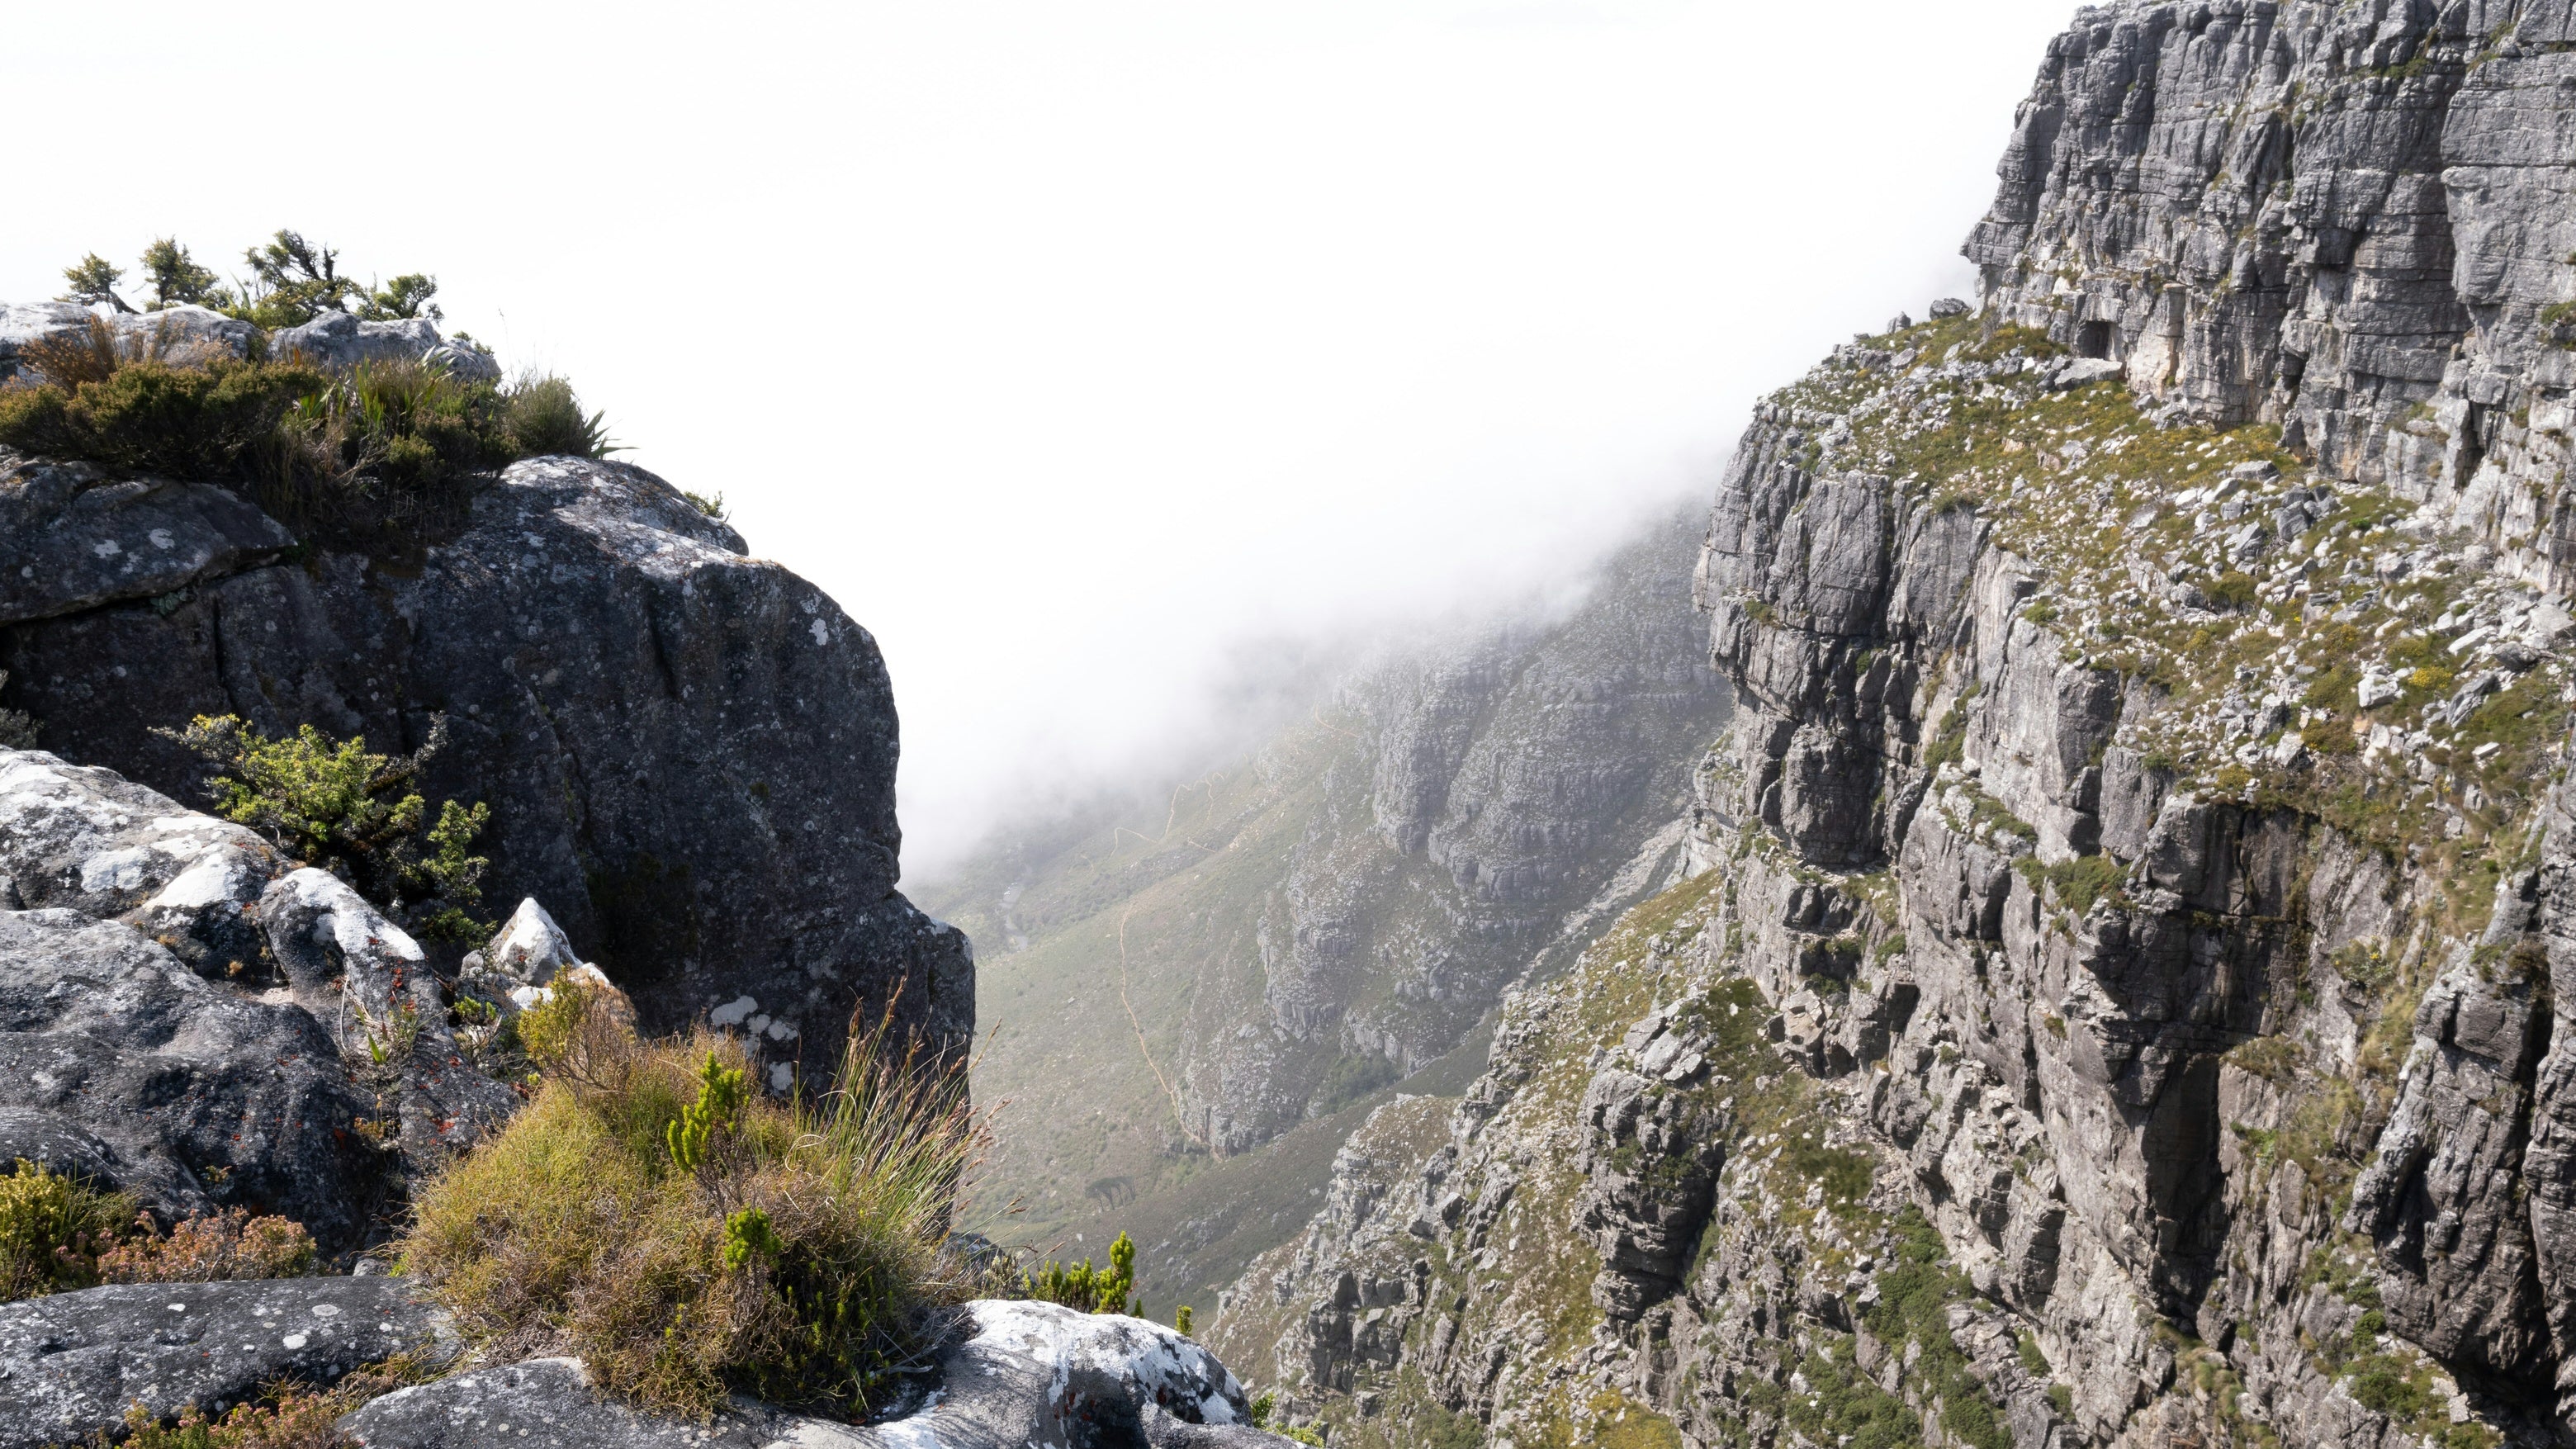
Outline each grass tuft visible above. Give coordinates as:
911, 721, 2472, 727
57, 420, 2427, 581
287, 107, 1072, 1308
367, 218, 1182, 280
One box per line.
402, 994, 985, 1421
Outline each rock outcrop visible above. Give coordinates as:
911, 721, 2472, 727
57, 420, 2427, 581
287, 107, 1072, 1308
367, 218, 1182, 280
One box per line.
0, 746, 528, 1248
1206, 4, 2576, 1447
0, 444, 968, 1079
338, 1301, 1294, 1449
0, 1276, 455, 1449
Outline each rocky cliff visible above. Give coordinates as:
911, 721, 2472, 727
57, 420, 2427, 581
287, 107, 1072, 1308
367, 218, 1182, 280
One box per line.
1207, 5, 2576, 1447
0, 363, 968, 1075
928, 503, 1729, 1317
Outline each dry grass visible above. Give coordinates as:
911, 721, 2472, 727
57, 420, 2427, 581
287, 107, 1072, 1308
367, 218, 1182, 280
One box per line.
95, 1353, 437, 1449
401, 983, 984, 1420
97, 1208, 317, 1284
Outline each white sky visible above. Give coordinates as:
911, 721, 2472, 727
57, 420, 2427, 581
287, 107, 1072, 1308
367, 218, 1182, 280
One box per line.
4, 2, 2078, 878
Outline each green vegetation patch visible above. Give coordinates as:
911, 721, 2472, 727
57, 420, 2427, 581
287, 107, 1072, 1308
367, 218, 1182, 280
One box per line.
159, 713, 493, 944
13, 233, 620, 553
0, 1159, 315, 1305
403, 986, 983, 1419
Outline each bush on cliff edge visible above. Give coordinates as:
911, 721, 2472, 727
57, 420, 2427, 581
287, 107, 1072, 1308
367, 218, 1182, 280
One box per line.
0, 315, 618, 551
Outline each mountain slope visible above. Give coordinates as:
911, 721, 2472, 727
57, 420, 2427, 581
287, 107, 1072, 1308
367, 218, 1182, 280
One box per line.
925, 502, 1730, 1315
1210, 5, 2576, 1446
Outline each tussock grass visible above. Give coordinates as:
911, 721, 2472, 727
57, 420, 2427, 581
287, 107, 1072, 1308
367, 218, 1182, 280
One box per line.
401, 983, 985, 1420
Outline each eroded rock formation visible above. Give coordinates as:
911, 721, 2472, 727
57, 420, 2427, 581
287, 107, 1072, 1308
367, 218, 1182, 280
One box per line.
1209, 5, 2576, 1447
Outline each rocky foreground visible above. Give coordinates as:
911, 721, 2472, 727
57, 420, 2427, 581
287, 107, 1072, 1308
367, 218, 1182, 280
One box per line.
0, 500, 1289, 1446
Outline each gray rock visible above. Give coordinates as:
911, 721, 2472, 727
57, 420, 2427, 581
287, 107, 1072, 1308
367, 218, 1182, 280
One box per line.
268, 313, 444, 374
0, 747, 277, 947
0, 303, 92, 381
340, 1358, 844, 1448
0, 461, 291, 630
480, 897, 580, 991
0, 1276, 452, 1449
255, 867, 520, 1171
1928, 298, 1971, 320
1, 456, 972, 1076
102, 306, 258, 367
0, 906, 385, 1247
341, 1303, 1293, 1448
2048, 357, 2124, 390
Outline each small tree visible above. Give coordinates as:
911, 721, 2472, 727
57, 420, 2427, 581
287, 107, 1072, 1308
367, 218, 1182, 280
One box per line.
138, 238, 222, 310
157, 713, 493, 942
59, 253, 133, 313
232, 229, 358, 328
359, 273, 442, 322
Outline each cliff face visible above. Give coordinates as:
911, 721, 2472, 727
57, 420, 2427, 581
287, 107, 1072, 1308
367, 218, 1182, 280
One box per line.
0, 443, 968, 1077
1209, 6, 2576, 1447
1968, 0, 2576, 581
929, 504, 1728, 1316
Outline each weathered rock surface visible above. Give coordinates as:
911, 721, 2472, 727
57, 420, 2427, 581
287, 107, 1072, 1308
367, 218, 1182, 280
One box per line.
0, 452, 970, 1077
268, 314, 452, 376
340, 1302, 1294, 1449
0, 746, 568, 1247
0, 1276, 453, 1449
0, 461, 291, 629
1205, 5, 2576, 1447
0, 905, 386, 1248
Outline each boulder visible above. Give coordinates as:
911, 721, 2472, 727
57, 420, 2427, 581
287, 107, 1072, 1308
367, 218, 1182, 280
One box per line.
339, 1358, 849, 1448
262, 313, 500, 385
2, 456, 973, 1077
0, 302, 91, 380
253, 868, 519, 1173
339, 1301, 1295, 1448
0, 906, 386, 1248
0, 746, 279, 972
0, 747, 531, 1244
268, 313, 442, 374
0, 461, 292, 628
481, 897, 578, 987
0, 1276, 453, 1449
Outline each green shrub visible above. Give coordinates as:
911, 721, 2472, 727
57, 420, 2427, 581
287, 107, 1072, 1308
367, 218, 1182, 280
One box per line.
1249, 1394, 1328, 1447
258, 362, 611, 548
1854, 1215, 2013, 1449
156, 713, 491, 943
1312, 1051, 1400, 1116
1426, 1404, 1485, 1448
2043, 854, 2127, 915
1016, 1229, 1138, 1315
669, 1053, 754, 1175
0, 345, 324, 481
502, 374, 618, 459
1, 288, 618, 553
403, 1003, 985, 1419
2205, 571, 2258, 610
0, 1160, 131, 1300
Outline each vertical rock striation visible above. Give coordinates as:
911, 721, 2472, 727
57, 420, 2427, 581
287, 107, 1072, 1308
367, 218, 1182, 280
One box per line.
1211, 5, 2576, 1447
